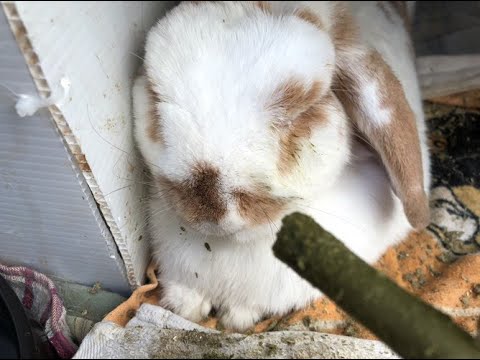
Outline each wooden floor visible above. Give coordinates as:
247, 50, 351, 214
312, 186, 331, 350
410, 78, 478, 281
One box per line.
429, 89, 480, 109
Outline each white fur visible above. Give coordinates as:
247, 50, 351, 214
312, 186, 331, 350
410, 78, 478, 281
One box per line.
133, 1, 429, 331
359, 82, 392, 127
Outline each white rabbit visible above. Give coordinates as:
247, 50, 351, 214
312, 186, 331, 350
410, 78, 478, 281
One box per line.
132, 1, 430, 331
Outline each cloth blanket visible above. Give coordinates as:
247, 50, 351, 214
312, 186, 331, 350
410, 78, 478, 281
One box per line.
74, 303, 399, 359
98, 101, 480, 344
0, 264, 78, 359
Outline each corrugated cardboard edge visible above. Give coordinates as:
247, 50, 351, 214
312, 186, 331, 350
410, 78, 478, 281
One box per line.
1, 1, 137, 289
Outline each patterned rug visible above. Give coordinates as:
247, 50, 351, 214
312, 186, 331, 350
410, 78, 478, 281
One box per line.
104, 101, 480, 341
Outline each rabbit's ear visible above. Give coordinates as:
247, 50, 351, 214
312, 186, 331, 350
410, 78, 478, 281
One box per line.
291, 2, 429, 229
333, 50, 429, 230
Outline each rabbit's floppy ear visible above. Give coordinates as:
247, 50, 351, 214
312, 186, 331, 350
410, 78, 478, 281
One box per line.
333, 50, 429, 230
276, 2, 428, 229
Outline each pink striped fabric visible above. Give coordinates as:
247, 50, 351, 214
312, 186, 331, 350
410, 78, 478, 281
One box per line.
0, 264, 78, 359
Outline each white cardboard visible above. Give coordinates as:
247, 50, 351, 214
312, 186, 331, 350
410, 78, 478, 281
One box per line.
3, 1, 178, 288
0, 7, 130, 294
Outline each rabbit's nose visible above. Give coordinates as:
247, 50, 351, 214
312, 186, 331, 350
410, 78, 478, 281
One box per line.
185, 162, 227, 224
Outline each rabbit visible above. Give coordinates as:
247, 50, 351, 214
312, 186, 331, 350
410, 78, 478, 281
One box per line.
132, 1, 430, 332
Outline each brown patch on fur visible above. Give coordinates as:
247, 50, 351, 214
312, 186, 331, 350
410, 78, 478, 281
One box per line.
295, 8, 324, 30
158, 163, 226, 224
330, 2, 358, 52
269, 79, 322, 119
268, 79, 327, 174
292, 3, 353, 46
334, 50, 429, 229
278, 102, 328, 174
234, 187, 286, 225
146, 80, 163, 143
254, 1, 271, 12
